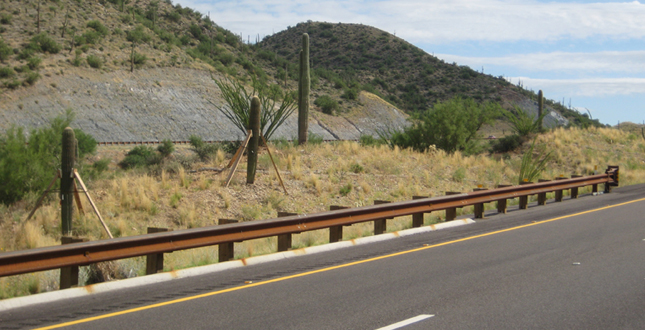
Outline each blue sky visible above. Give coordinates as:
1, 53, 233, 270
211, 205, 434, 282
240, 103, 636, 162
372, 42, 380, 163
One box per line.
176, 0, 645, 125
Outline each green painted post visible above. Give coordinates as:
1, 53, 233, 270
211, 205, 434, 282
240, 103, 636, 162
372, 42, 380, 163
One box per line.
298, 33, 310, 145
61, 127, 76, 236
247, 96, 261, 184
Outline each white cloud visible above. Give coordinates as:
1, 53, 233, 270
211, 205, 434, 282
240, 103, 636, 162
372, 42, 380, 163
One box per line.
506, 77, 645, 97
178, 0, 645, 43
435, 51, 645, 74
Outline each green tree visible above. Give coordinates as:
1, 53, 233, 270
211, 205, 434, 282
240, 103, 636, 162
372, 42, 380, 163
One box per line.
0, 110, 96, 204
391, 97, 500, 154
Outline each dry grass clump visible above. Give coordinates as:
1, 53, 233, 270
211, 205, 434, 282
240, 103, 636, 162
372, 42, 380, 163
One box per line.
1, 127, 645, 298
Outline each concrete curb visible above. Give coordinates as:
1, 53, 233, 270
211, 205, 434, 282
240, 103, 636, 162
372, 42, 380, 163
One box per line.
0, 218, 474, 311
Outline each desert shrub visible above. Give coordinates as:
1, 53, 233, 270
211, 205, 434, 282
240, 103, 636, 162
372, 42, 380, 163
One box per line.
86, 55, 102, 68
491, 134, 524, 153
518, 139, 552, 184
189, 135, 219, 161
118, 146, 162, 169
391, 97, 500, 154
314, 95, 339, 114
4, 79, 20, 89
0, 66, 14, 78
157, 139, 175, 157
339, 183, 352, 196
0, 110, 95, 204
86, 20, 109, 36
308, 133, 324, 145
132, 52, 147, 65
0, 39, 11, 62
359, 134, 385, 146
341, 88, 358, 100
81, 30, 102, 44
92, 158, 110, 173
503, 106, 546, 137
0, 13, 11, 25
27, 56, 41, 70
349, 163, 364, 173
23, 72, 40, 86
127, 25, 151, 43
74, 129, 97, 157
29, 33, 61, 54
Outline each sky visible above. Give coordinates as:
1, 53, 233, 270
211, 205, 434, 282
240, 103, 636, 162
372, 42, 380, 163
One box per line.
175, 0, 645, 125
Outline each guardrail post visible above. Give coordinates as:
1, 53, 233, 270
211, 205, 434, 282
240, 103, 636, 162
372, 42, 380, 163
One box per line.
329, 205, 349, 242
277, 212, 297, 251
555, 176, 568, 202
495, 185, 512, 213
411, 196, 428, 227
60, 236, 87, 289
537, 179, 550, 205
570, 175, 582, 198
217, 219, 238, 262
472, 188, 487, 218
146, 227, 170, 275
592, 183, 599, 194
444, 192, 461, 220
373, 200, 391, 234
519, 181, 532, 209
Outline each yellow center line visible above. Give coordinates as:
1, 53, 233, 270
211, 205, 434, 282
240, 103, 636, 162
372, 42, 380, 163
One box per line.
35, 197, 645, 330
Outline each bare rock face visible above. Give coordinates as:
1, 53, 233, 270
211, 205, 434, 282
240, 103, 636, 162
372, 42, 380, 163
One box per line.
0, 68, 408, 142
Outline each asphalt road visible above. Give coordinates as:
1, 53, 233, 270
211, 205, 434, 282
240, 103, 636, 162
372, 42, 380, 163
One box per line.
2, 184, 644, 330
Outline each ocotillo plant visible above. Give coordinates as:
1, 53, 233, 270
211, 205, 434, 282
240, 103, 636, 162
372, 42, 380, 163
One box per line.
298, 33, 310, 145
61, 127, 76, 236
537, 90, 544, 131
247, 96, 261, 184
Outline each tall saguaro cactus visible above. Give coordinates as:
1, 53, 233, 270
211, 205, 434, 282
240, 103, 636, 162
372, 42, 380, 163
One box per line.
61, 127, 76, 236
298, 33, 310, 145
247, 96, 261, 184
537, 89, 544, 131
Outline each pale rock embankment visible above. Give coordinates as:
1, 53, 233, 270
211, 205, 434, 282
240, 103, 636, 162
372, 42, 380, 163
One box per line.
0, 67, 409, 142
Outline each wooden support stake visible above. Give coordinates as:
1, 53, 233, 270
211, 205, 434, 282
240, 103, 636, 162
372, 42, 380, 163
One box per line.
412, 196, 428, 227
496, 185, 512, 214
261, 135, 288, 195
146, 227, 169, 275
217, 219, 238, 262
73, 181, 85, 215
329, 205, 349, 242
373, 200, 391, 234
74, 170, 113, 239
277, 212, 297, 251
445, 192, 461, 221
60, 236, 87, 289
225, 130, 252, 188
26, 170, 60, 222
472, 188, 487, 218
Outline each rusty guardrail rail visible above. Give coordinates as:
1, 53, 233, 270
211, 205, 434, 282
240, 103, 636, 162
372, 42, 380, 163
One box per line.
0, 167, 618, 278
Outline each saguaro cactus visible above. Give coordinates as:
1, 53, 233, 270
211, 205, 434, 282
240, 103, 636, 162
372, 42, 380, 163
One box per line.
61, 127, 76, 236
298, 33, 310, 145
537, 89, 544, 131
247, 96, 261, 184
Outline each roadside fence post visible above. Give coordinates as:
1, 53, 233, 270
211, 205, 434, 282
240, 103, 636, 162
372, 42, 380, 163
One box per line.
277, 212, 297, 251
373, 200, 391, 234
472, 188, 487, 219
329, 205, 349, 242
411, 196, 428, 227
145, 227, 169, 275
496, 185, 512, 213
444, 192, 461, 221
537, 179, 550, 205
60, 236, 87, 289
217, 219, 238, 262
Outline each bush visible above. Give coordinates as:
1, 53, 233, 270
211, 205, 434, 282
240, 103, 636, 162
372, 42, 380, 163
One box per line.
490, 134, 524, 153
341, 88, 358, 100
0, 39, 13, 62
0, 110, 94, 204
132, 52, 147, 66
74, 129, 97, 157
86, 55, 102, 68
127, 25, 151, 43
314, 95, 339, 114
29, 33, 61, 54
503, 106, 546, 137
118, 146, 162, 169
0, 13, 11, 25
189, 135, 219, 161
27, 56, 41, 70
4, 79, 20, 89
86, 20, 109, 36
359, 134, 385, 146
23, 72, 40, 86
157, 139, 175, 157
0, 66, 14, 78
391, 97, 500, 154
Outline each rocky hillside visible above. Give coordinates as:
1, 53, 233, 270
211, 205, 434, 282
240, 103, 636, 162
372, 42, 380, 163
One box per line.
0, 1, 596, 142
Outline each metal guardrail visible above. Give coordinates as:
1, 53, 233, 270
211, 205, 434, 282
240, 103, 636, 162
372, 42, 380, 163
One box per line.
0, 167, 618, 278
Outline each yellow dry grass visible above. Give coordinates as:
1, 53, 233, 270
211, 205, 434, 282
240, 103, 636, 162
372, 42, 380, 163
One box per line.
1, 126, 645, 298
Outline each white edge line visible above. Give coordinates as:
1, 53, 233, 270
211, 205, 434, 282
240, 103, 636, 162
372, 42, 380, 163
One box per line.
0, 219, 474, 312
376, 314, 435, 330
